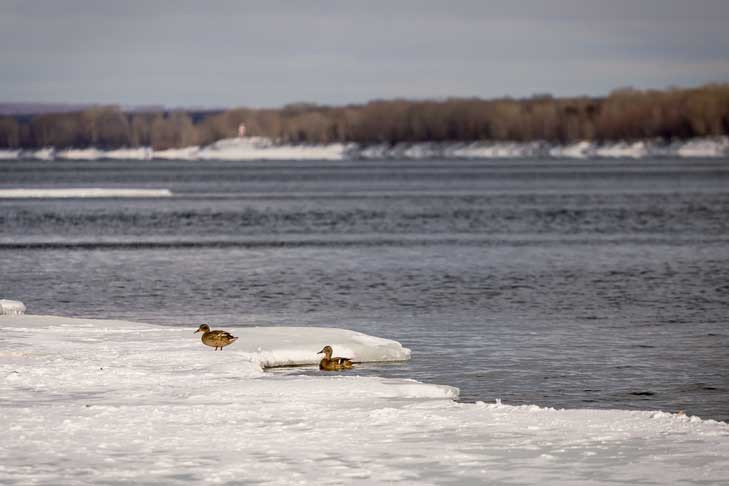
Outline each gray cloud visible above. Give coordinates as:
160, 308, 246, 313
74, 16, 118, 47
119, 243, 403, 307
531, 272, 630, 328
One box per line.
1, 0, 728, 107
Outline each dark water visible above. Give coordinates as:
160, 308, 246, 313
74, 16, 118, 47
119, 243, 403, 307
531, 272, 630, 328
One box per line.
2, 158, 729, 421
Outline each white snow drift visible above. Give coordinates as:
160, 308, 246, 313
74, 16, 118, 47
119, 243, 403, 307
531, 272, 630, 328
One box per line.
1, 314, 728, 485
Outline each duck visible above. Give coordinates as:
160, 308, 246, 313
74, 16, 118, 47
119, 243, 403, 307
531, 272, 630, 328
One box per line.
194, 324, 238, 350
317, 345, 354, 371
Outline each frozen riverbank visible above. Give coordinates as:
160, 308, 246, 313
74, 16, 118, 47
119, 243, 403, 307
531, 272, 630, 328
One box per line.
1, 136, 728, 161
2, 314, 728, 485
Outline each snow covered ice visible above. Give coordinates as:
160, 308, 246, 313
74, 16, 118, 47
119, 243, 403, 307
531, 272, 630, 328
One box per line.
2, 314, 728, 484
0, 188, 172, 198
0, 300, 26, 315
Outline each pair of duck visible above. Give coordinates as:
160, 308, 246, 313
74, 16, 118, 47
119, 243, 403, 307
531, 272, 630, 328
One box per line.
194, 324, 354, 371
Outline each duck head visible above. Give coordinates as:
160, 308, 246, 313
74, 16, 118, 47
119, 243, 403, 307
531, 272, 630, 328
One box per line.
194, 324, 211, 334
317, 345, 333, 358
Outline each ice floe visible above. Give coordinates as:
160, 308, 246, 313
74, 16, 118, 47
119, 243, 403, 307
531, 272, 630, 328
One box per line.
0, 299, 25, 315
1, 314, 727, 485
3, 136, 728, 161
0, 188, 172, 198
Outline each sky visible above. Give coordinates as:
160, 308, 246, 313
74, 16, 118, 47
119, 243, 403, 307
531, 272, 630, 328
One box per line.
2, 0, 729, 108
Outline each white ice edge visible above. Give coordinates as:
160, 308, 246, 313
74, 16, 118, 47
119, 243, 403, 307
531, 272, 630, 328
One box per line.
2, 135, 728, 161
0, 299, 26, 315
1, 314, 728, 485
0, 188, 172, 198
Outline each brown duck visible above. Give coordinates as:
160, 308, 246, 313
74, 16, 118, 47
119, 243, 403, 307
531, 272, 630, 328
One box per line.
194, 324, 238, 350
317, 345, 354, 371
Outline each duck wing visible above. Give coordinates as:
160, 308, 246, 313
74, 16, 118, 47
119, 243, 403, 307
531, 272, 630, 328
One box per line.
210, 330, 237, 340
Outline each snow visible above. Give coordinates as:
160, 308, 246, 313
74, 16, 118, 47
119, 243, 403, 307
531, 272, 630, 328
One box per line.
594, 141, 649, 158
450, 141, 544, 158
228, 325, 412, 367
197, 137, 350, 161
676, 137, 729, 157
3, 136, 727, 161
153, 146, 201, 160
0, 149, 20, 159
30, 147, 55, 160
0, 188, 172, 198
0, 299, 26, 315
549, 140, 593, 159
104, 147, 154, 160
56, 148, 105, 160
57, 147, 153, 160
2, 314, 728, 485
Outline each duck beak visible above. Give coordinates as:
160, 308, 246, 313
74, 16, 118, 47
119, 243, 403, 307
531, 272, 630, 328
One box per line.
317, 348, 325, 354
194, 329, 200, 334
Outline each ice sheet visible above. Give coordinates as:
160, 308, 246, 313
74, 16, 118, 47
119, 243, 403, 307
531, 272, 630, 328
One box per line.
0, 188, 172, 198
1, 314, 728, 485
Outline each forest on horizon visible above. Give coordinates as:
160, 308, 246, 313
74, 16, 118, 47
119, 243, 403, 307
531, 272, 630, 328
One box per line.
0, 83, 728, 150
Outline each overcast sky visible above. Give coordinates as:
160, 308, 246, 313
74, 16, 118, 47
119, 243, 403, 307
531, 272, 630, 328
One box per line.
2, 0, 728, 108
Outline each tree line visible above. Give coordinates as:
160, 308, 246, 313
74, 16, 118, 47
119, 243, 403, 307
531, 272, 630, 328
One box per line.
1, 83, 728, 150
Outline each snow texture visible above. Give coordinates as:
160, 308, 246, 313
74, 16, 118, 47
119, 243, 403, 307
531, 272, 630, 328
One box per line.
3, 136, 728, 161
0, 188, 172, 198
1, 314, 728, 485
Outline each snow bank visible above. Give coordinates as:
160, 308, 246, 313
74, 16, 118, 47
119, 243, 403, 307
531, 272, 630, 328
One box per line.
450, 140, 545, 158
676, 136, 729, 157
30, 147, 54, 160
594, 140, 649, 158
56, 147, 153, 160
0, 188, 172, 198
56, 148, 106, 160
152, 145, 201, 160
1, 314, 728, 485
4, 136, 728, 161
197, 136, 350, 161
0, 299, 25, 315
0, 149, 20, 159
360, 137, 729, 160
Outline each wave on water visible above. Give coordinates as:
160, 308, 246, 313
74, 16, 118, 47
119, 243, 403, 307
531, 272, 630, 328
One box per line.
1, 136, 728, 161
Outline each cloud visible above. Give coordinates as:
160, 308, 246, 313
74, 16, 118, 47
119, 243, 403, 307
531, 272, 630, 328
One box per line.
1, 0, 728, 106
